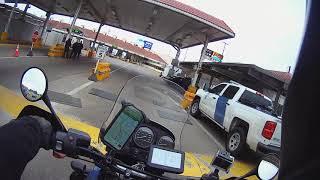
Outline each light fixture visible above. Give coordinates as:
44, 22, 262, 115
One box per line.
153, 7, 158, 15
185, 34, 192, 39
200, 27, 209, 33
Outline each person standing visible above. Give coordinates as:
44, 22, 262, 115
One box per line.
77, 40, 83, 59
64, 38, 71, 58
70, 41, 79, 59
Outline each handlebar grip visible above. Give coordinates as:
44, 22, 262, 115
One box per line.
54, 129, 91, 158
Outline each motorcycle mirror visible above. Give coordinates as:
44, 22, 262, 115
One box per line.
20, 67, 66, 131
20, 67, 48, 102
257, 160, 279, 180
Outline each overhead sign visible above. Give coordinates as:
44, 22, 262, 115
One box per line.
211, 51, 224, 62
135, 38, 145, 48
72, 28, 84, 36
143, 41, 153, 50
135, 38, 153, 50
96, 45, 108, 59
205, 49, 214, 57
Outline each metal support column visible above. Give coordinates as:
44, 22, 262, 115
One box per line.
21, 3, 30, 20
67, 0, 83, 39
209, 75, 214, 87
174, 47, 181, 66
274, 90, 281, 114
40, 12, 51, 39
171, 44, 181, 67
191, 35, 209, 86
4, 0, 18, 33
92, 22, 104, 49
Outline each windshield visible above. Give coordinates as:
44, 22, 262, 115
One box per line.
239, 90, 274, 114
100, 76, 218, 177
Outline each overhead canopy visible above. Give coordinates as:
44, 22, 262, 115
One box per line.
14, 0, 235, 48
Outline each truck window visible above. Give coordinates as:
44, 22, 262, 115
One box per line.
222, 85, 239, 99
239, 90, 273, 114
208, 84, 226, 95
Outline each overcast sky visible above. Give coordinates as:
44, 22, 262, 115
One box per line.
2, 0, 306, 72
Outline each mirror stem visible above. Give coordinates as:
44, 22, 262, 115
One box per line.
43, 93, 67, 131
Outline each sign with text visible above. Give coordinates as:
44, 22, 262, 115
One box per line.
211, 51, 224, 62
96, 45, 108, 59
143, 41, 153, 50
205, 49, 214, 57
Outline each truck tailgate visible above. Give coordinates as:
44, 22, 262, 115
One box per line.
270, 120, 281, 147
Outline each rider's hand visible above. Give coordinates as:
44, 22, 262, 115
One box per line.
28, 115, 53, 150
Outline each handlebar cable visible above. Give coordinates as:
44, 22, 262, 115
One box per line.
112, 158, 179, 180
77, 147, 183, 180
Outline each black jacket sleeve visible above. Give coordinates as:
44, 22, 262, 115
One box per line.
0, 117, 41, 180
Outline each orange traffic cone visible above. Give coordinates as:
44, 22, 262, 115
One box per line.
14, 44, 20, 57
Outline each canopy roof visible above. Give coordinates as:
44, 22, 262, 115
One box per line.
24, 0, 235, 48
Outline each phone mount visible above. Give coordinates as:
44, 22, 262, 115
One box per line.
201, 150, 234, 180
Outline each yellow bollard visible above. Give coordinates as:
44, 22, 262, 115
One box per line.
180, 85, 197, 109
0, 32, 9, 41
89, 61, 111, 81
48, 44, 65, 57
33, 38, 42, 48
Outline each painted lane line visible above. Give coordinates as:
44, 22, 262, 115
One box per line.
66, 64, 131, 96
67, 81, 94, 96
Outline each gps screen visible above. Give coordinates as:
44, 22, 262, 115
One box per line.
151, 148, 182, 169
103, 106, 143, 150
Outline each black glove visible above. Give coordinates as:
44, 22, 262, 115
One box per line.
28, 115, 53, 150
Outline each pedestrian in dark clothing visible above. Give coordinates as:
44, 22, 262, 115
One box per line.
70, 41, 79, 59
77, 41, 83, 59
64, 38, 71, 58
0, 116, 52, 180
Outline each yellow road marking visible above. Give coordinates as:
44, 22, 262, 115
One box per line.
0, 85, 105, 153
194, 154, 257, 179
0, 85, 256, 178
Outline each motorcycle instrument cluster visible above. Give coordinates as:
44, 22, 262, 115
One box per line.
134, 126, 155, 148
157, 136, 175, 149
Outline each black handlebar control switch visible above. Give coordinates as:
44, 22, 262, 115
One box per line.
54, 129, 91, 158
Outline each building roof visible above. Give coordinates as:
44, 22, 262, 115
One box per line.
48, 20, 166, 64
268, 70, 292, 84
159, 0, 234, 34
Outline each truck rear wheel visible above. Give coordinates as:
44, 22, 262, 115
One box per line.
190, 98, 201, 117
226, 127, 246, 157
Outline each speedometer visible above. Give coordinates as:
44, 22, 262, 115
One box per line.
157, 136, 174, 149
134, 127, 154, 148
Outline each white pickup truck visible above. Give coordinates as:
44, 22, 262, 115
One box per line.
190, 81, 281, 156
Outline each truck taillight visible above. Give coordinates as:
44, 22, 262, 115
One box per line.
262, 121, 277, 140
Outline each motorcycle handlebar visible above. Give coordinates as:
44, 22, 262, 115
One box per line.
54, 130, 175, 180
